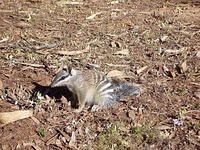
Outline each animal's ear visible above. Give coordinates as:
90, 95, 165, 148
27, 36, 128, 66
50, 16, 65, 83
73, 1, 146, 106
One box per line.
62, 65, 68, 71
71, 68, 77, 76
60, 61, 69, 70
62, 65, 74, 76
68, 66, 72, 75
55, 62, 66, 73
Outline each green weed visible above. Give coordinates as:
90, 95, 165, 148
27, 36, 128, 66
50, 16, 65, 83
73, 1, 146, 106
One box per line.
38, 128, 46, 137
130, 125, 159, 144
94, 125, 130, 150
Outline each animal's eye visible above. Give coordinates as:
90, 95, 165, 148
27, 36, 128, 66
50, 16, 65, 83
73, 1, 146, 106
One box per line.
61, 76, 66, 80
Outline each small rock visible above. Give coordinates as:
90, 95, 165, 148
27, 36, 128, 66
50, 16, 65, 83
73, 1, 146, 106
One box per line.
106, 70, 124, 78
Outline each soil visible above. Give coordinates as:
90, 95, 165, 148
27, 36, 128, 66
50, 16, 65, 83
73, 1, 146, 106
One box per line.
0, 0, 200, 149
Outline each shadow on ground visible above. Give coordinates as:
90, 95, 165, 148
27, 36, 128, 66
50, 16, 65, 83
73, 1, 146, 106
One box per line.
32, 82, 78, 108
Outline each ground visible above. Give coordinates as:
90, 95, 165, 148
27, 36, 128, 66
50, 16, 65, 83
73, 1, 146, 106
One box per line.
0, 0, 200, 149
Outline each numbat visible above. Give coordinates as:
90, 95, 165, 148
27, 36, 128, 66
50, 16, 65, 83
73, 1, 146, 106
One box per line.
50, 67, 142, 112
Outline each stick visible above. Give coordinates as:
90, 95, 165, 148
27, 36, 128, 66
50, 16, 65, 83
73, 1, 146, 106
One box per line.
18, 43, 64, 51
0, 43, 64, 51
12, 61, 57, 68
105, 63, 130, 67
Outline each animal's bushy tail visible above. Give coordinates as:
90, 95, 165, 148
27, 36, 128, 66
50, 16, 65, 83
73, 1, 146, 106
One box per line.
100, 79, 143, 108
110, 79, 143, 101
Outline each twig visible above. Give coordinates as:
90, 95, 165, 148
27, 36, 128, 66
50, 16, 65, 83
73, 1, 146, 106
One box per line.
18, 43, 64, 51
86, 12, 103, 20
12, 61, 57, 68
40, 60, 55, 75
190, 82, 200, 86
158, 47, 187, 54
0, 37, 9, 43
68, 58, 100, 69
105, 63, 130, 67
0, 43, 64, 51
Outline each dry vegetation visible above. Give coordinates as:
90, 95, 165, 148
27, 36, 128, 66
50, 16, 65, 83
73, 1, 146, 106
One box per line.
0, 0, 200, 149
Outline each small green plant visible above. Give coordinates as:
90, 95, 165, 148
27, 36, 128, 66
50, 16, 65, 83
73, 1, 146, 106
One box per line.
178, 108, 188, 117
176, 88, 188, 94
30, 92, 46, 106
193, 103, 200, 109
130, 125, 158, 144
38, 128, 46, 137
194, 123, 200, 129
94, 125, 130, 150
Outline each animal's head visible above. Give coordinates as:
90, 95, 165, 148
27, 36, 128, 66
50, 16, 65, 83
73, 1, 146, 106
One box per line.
50, 66, 77, 87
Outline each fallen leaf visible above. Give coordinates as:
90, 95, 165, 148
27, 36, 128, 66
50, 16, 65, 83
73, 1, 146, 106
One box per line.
159, 47, 187, 54
154, 125, 172, 130
181, 61, 187, 73
31, 116, 40, 125
106, 70, 124, 78
86, 12, 102, 20
136, 66, 148, 74
0, 36, 9, 43
0, 110, 33, 124
55, 45, 89, 55
69, 131, 76, 148
108, 1, 119, 4
16, 21, 31, 28
160, 35, 168, 42
105, 63, 129, 68
56, 1, 83, 6
114, 49, 129, 55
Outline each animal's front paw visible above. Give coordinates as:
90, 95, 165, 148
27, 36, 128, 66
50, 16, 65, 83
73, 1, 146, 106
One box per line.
91, 105, 101, 112
73, 105, 84, 113
73, 109, 82, 113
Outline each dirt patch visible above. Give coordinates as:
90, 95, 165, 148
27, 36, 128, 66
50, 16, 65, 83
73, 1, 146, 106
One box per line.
0, 0, 200, 149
